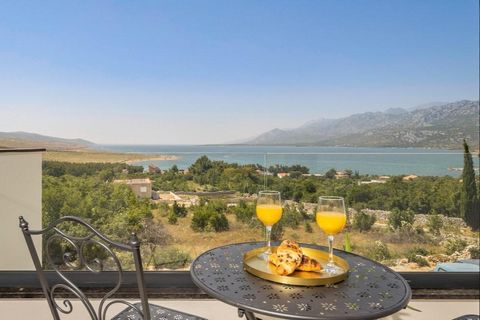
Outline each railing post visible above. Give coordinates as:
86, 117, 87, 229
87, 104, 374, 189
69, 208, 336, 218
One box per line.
131, 232, 151, 320
19, 216, 61, 320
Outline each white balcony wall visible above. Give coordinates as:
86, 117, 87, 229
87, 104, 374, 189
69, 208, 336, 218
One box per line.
0, 150, 43, 270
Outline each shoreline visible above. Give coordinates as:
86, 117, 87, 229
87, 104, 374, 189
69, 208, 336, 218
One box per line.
44, 150, 179, 164
124, 155, 178, 164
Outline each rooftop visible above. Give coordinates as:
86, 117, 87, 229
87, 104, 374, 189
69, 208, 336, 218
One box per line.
0, 147, 46, 153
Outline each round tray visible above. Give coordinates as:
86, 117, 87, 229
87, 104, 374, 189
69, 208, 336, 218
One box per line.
243, 246, 349, 286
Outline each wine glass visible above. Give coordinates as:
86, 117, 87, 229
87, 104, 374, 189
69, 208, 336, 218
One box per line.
256, 191, 283, 259
316, 196, 347, 274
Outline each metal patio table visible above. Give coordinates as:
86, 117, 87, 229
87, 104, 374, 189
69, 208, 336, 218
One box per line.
190, 242, 411, 320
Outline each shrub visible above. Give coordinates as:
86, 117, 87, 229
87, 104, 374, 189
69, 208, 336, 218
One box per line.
207, 212, 229, 232
352, 211, 376, 232
368, 241, 391, 261
158, 202, 170, 217
172, 201, 187, 217
154, 248, 191, 269
388, 208, 415, 231
293, 190, 303, 202
191, 207, 208, 231
282, 204, 302, 229
445, 238, 468, 255
304, 221, 313, 233
233, 200, 255, 224
271, 223, 284, 241
406, 248, 430, 267
167, 211, 178, 225
468, 245, 480, 259
407, 254, 430, 267
191, 202, 229, 232
407, 247, 430, 256
426, 214, 443, 235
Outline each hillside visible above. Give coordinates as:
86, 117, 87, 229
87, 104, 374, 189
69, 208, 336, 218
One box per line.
0, 131, 95, 150
246, 100, 479, 149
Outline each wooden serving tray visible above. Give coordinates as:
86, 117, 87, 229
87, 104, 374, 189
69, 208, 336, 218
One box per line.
243, 246, 349, 286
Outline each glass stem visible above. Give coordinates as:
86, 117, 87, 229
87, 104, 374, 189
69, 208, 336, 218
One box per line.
266, 226, 272, 253
327, 235, 334, 264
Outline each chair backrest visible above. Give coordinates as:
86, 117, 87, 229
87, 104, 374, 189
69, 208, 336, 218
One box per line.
19, 215, 151, 320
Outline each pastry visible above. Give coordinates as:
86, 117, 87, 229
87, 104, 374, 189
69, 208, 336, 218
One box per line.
267, 239, 323, 275
268, 240, 303, 276
297, 254, 322, 272
268, 252, 300, 276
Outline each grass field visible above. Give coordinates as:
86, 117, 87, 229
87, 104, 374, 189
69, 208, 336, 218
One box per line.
150, 210, 453, 271
44, 150, 177, 163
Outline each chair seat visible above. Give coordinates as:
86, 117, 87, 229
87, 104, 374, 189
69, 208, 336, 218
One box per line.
453, 316, 480, 320
112, 302, 207, 320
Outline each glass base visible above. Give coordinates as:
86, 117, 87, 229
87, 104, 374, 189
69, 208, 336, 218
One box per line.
324, 262, 344, 275
257, 250, 271, 261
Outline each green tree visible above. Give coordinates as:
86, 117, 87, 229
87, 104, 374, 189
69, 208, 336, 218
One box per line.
189, 155, 213, 175
388, 208, 414, 231
325, 168, 337, 179
461, 140, 479, 230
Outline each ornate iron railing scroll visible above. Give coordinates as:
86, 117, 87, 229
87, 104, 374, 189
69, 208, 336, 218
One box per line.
19, 215, 150, 320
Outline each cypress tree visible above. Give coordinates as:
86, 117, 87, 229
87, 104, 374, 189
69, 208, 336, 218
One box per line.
461, 140, 479, 230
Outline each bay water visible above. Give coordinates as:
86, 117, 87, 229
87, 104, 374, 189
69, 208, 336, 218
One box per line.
100, 145, 475, 176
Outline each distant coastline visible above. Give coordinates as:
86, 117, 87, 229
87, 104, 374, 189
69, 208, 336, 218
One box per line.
44, 150, 178, 164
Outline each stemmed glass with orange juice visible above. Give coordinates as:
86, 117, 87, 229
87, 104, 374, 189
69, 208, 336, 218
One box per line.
256, 191, 283, 259
316, 196, 347, 274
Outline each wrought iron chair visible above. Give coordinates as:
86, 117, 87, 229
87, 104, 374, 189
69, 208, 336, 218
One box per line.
19, 215, 206, 320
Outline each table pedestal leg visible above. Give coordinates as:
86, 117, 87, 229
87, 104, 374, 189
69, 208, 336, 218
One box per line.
238, 308, 258, 320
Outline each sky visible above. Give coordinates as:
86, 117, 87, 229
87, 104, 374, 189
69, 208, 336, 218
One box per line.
0, 0, 478, 144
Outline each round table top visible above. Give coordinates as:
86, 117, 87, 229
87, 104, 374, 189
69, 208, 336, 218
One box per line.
190, 242, 411, 320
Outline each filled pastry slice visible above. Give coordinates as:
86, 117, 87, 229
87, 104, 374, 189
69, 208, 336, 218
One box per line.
296, 254, 322, 272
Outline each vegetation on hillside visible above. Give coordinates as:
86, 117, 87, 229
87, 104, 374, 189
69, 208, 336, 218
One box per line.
41, 145, 479, 270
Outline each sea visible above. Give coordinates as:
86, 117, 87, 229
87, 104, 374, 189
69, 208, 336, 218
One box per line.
100, 145, 476, 177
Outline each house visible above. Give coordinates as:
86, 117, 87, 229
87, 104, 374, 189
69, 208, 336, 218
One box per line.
402, 175, 418, 181
335, 171, 350, 179
148, 164, 161, 173
256, 169, 273, 176
359, 179, 387, 185
277, 172, 290, 178
113, 178, 152, 198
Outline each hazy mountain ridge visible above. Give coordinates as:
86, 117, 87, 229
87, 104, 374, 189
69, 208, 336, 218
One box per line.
246, 100, 479, 149
0, 131, 95, 150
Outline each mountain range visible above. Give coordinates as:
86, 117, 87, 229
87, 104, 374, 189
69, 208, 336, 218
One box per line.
0, 132, 94, 150
1, 100, 478, 150
245, 100, 479, 149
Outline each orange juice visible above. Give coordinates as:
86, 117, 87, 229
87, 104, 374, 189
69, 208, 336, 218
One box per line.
316, 211, 346, 235
256, 204, 283, 226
